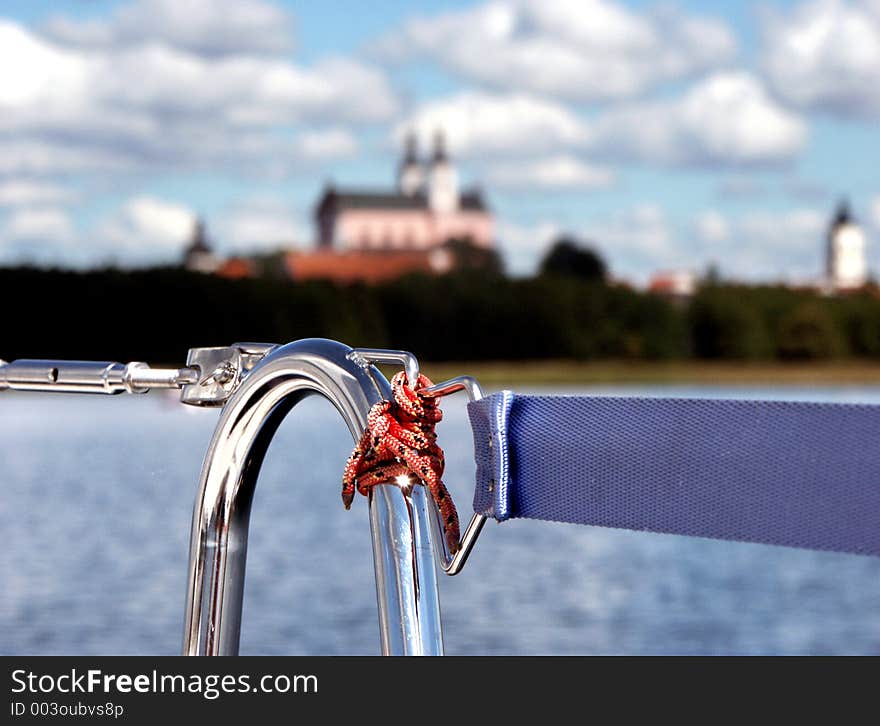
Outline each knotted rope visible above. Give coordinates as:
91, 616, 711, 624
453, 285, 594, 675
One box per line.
342, 371, 461, 554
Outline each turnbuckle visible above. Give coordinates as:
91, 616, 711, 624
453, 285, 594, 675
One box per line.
0, 342, 277, 406
350, 348, 487, 575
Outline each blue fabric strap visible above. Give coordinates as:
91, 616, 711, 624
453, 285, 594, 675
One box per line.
468, 393, 880, 556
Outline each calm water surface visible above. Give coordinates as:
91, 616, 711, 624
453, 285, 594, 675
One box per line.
2, 385, 879, 655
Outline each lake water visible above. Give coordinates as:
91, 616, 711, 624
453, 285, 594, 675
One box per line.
2, 385, 879, 655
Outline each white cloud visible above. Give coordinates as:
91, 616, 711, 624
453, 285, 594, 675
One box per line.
395, 91, 589, 157
375, 0, 736, 102
761, 0, 880, 119
735, 209, 829, 281
496, 219, 561, 276
0, 181, 77, 208
590, 72, 808, 167
586, 204, 676, 281
216, 197, 308, 252
2, 208, 74, 243
43, 0, 294, 57
0, 207, 76, 265
691, 208, 828, 282
487, 156, 614, 189
399, 74, 806, 172
0, 195, 198, 269
693, 210, 730, 243
0, 141, 136, 176
737, 209, 826, 247
294, 128, 359, 161
0, 192, 310, 267
0, 20, 393, 178
95, 196, 196, 266
493, 204, 678, 283
557, 205, 832, 284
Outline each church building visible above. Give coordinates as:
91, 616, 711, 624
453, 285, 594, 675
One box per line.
314, 132, 493, 251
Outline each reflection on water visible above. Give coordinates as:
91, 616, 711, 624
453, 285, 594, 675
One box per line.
1, 386, 879, 655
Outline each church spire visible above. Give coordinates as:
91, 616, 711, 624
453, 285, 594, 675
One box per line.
427, 128, 458, 213
183, 216, 218, 273
831, 198, 853, 228
397, 130, 424, 196
403, 131, 418, 164
432, 129, 449, 163
189, 217, 210, 253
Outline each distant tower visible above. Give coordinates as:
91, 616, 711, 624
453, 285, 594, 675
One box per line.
183, 217, 218, 273
826, 200, 867, 291
427, 129, 459, 214
397, 132, 424, 196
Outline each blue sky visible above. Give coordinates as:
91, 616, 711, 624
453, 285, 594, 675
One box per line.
0, 0, 878, 282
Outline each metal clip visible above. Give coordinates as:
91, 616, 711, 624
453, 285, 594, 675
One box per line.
347, 348, 420, 387
421, 375, 488, 576
180, 342, 277, 407
351, 348, 487, 575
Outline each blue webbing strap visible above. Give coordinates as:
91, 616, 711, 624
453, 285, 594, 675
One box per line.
467, 393, 880, 556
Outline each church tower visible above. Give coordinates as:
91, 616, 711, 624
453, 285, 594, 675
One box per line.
397, 131, 424, 196
427, 130, 459, 214
826, 200, 867, 291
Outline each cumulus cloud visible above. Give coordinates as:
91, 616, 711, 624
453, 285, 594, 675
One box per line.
498, 211, 679, 279
294, 128, 359, 161
215, 197, 309, 252
761, 0, 880, 119
395, 91, 589, 157
693, 210, 730, 243
0, 19, 393, 178
0, 195, 198, 267
496, 219, 562, 276
692, 208, 828, 282
94, 196, 197, 266
493, 204, 678, 282
0, 191, 315, 267
375, 0, 736, 102
585, 204, 677, 281
516, 205, 833, 284
0, 181, 77, 208
487, 156, 614, 189
398, 74, 806, 171
0, 141, 136, 177
0, 207, 76, 265
589, 73, 808, 167
2, 208, 74, 244
43, 0, 294, 57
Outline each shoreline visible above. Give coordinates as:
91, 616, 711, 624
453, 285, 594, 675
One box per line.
418, 360, 880, 387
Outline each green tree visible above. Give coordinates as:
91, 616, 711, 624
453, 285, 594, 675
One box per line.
688, 287, 773, 359
776, 301, 845, 359
539, 236, 607, 283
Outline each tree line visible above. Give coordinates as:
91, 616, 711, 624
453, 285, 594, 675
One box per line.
1, 238, 878, 363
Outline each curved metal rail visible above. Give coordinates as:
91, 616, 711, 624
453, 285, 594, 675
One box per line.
181, 338, 444, 655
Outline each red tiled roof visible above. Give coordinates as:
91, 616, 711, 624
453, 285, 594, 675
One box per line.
285, 249, 438, 284
215, 257, 255, 280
